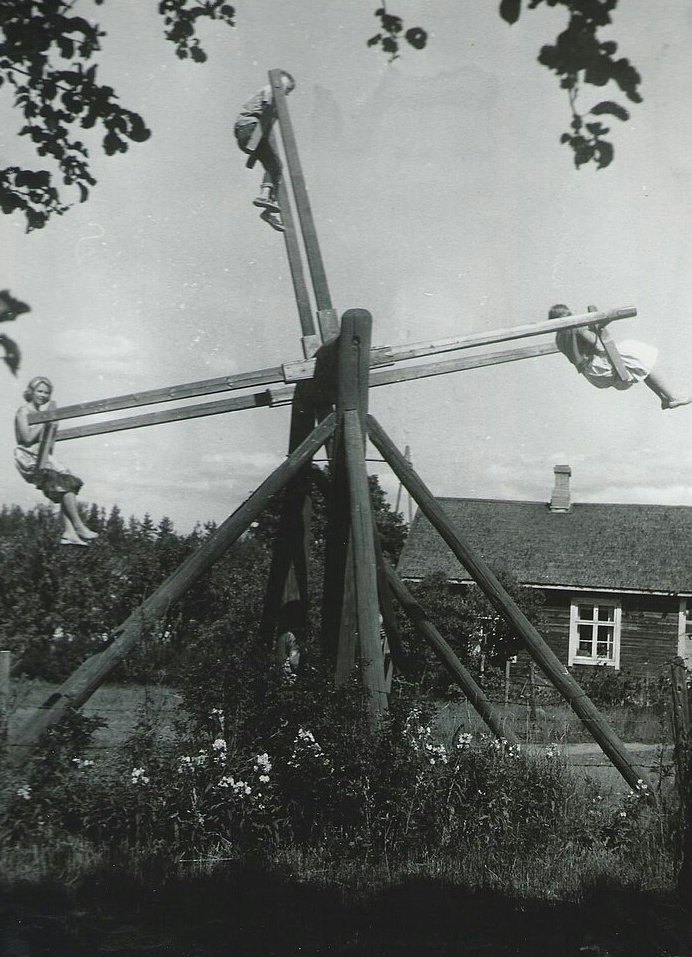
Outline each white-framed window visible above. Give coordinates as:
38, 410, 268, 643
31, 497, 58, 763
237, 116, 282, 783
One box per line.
568, 597, 621, 668
678, 599, 692, 663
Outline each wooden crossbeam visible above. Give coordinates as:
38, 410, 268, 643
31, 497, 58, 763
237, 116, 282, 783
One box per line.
51, 342, 561, 443
53, 389, 290, 442
29, 365, 285, 425
282, 307, 636, 383
31, 308, 634, 429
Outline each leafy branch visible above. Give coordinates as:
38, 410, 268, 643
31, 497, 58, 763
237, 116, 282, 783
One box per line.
0, 0, 235, 232
500, 0, 641, 169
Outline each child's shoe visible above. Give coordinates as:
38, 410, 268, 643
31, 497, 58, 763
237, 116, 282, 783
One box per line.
260, 209, 285, 232
253, 194, 280, 213
662, 396, 692, 409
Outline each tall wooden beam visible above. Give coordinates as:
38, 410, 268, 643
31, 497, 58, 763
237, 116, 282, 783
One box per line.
367, 414, 650, 792
10, 413, 336, 762
272, 131, 320, 357
269, 69, 339, 340
337, 310, 387, 723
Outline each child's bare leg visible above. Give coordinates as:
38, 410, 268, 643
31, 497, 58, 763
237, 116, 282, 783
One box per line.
61, 492, 98, 540
644, 371, 692, 409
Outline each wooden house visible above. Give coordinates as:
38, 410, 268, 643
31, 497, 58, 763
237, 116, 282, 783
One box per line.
396, 466, 692, 675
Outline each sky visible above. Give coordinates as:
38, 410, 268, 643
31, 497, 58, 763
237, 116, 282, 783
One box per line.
1, 0, 692, 533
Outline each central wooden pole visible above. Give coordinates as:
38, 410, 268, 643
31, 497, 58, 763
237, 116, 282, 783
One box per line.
335, 310, 387, 723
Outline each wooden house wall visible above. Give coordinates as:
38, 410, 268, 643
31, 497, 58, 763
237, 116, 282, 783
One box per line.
538, 590, 679, 676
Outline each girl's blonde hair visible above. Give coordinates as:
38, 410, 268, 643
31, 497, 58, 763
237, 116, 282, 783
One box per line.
24, 376, 53, 402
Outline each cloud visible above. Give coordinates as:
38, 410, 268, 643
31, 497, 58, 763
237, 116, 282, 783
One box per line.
53, 328, 145, 376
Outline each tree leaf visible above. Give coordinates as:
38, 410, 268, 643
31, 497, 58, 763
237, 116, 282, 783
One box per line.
499, 0, 522, 25
590, 100, 630, 122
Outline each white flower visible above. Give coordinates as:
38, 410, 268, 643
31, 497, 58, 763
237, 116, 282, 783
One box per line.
16, 784, 31, 800
72, 757, 95, 770
212, 738, 227, 752
131, 767, 150, 786
254, 753, 272, 773
259, 774, 270, 784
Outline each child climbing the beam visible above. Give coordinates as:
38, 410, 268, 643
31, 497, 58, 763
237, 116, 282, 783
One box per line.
549, 304, 691, 409
234, 71, 296, 233
14, 376, 99, 546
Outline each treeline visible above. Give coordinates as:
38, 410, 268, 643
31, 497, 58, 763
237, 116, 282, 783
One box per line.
0, 470, 409, 685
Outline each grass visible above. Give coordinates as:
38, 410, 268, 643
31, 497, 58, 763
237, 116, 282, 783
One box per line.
8, 678, 184, 747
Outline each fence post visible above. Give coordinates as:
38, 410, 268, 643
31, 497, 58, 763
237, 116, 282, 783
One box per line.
671, 657, 691, 803
0, 650, 10, 765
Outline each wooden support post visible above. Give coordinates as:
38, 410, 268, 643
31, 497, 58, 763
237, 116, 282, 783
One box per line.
10, 413, 336, 763
367, 414, 650, 792
259, 381, 315, 645
336, 310, 387, 723
383, 566, 519, 746
269, 69, 335, 324
0, 651, 10, 764
671, 657, 691, 803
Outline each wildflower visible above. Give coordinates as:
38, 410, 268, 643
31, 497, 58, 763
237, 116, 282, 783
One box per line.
16, 784, 31, 801
72, 757, 95, 771
131, 767, 150, 786
455, 732, 473, 750
254, 753, 272, 773
212, 738, 227, 752
545, 745, 560, 759
619, 810, 627, 818
259, 774, 270, 784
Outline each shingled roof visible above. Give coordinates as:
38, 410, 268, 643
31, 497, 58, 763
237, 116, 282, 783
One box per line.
397, 498, 692, 595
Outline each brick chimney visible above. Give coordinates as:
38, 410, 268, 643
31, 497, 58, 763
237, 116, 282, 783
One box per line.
549, 464, 572, 513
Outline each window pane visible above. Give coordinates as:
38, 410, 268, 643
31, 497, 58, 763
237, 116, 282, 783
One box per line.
578, 605, 594, 621
578, 624, 594, 656
597, 605, 615, 622
596, 625, 613, 659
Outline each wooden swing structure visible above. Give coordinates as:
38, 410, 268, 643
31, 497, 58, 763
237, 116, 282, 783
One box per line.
12, 70, 649, 791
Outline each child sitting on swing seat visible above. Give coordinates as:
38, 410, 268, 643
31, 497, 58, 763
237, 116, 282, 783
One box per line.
234, 71, 295, 233
550, 304, 691, 410
14, 376, 99, 545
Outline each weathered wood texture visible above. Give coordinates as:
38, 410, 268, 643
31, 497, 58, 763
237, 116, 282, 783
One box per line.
271, 131, 318, 348
337, 310, 387, 721
29, 367, 284, 424
537, 592, 679, 676
283, 307, 635, 382
259, 382, 316, 643
270, 68, 332, 313
384, 566, 519, 745
10, 414, 336, 762
367, 413, 649, 791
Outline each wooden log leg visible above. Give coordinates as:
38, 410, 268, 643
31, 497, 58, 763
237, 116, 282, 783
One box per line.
10, 413, 336, 764
259, 383, 316, 648
344, 410, 387, 723
367, 413, 650, 792
383, 564, 519, 746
